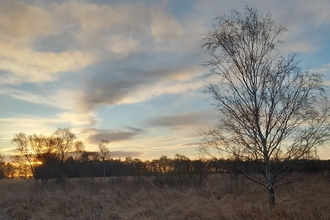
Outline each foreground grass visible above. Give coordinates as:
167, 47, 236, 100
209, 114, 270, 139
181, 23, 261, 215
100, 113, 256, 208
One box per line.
0, 174, 329, 220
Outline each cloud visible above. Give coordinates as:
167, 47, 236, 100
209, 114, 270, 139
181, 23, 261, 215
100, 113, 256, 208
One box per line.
86, 127, 144, 144
107, 35, 139, 55
0, 0, 55, 39
313, 63, 330, 73
111, 150, 143, 158
34, 32, 78, 53
193, 0, 330, 54
56, 112, 99, 128
0, 87, 82, 111
0, 1, 95, 84
49, 1, 184, 50
148, 142, 198, 152
80, 63, 203, 110
279, 41, 315, 54
282, 0, 330, 27
118, 79, 202, 106
150, 8, 183, 43
315, 63, 330, 85
1, 0, 329, 87
0, 0, 207, 113
0, 111, 97, 136
0, 0, 202, 88
147, 111, 217, 128
0, 42, 96, 84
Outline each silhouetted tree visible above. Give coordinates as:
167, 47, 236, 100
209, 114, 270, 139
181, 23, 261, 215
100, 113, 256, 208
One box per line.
52, 128, 79, 183
98, 139, 110, 179
3, 163, 15, 178
79, 151, 99, 178
73, 140, 85, 161
0, 152, 4, 179
192, 159, 208, 188
0, 151, 4, 162
159, 155, 171, 174
34, 153, 60, 182
199, 7, 330, 207
11, 133, 35, 177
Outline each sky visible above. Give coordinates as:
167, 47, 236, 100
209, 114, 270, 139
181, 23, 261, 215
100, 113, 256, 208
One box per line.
1, 0, 330, 161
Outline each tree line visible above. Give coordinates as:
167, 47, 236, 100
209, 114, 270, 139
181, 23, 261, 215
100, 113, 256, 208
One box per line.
0, 128, 329, 184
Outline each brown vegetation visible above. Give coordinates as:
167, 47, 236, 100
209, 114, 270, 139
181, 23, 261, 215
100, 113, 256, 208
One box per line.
0, 174, 329, 219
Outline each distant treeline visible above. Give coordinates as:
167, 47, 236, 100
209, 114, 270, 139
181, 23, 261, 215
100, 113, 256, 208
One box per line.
1, 153, 330, 182
1, 128, 330, 183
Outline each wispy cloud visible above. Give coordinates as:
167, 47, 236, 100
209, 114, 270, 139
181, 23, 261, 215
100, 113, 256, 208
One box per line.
147, 111, 217, 128
314, 64, 330, 86
85, 127, 144, 144
0, 46, 96, 84
80, 64, 203, 110
0, 87, 82, 111
150, 8, 183, 43
111, 150, 143, 158
0, 111, 97, 136
0, 0, 55, 39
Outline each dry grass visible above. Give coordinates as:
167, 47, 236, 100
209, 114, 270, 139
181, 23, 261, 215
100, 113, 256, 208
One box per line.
0, 174, 329, 220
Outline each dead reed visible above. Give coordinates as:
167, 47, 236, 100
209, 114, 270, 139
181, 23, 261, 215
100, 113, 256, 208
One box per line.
0, 174, 329, 219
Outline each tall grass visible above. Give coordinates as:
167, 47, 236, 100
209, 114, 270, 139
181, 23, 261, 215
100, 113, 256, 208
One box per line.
0, 174, 329, 219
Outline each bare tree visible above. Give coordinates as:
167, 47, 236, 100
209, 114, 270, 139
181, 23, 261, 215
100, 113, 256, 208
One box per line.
98, 139, 111, 179
10, 129, 83, 181
11, 133, 57, 179
73, 140, 85, 161
11, 133, 35, 178
28, 134, 57, 165
52, 128, 76, 162
199, 7, 330, 207
52, 128, 77, 183
10, 155, 30, 178
159, 155, 170, 174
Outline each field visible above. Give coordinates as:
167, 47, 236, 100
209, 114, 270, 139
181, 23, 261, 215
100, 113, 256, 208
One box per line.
0, 174, 329, 220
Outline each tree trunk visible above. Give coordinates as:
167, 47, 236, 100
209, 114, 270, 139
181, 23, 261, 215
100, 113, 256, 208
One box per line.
268, 185, 275, 207
266, 163, 275, 207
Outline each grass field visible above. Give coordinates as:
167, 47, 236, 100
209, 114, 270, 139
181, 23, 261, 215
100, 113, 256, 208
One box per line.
0, 174, 329, 219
